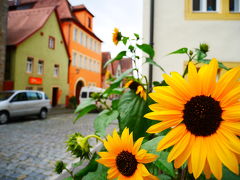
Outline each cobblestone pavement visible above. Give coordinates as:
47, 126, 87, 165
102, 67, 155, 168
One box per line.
0, 112, 115, 180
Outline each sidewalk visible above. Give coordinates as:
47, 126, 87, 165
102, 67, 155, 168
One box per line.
49, 106, 75, 116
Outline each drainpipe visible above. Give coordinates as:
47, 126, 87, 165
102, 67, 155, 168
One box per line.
149, 0, 154, 91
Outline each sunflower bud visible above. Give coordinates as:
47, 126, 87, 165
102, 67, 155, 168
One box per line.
54, 160, 66, 174
189, 50, 193, 56
66, 133, 91, 160
200, 43, 209, 53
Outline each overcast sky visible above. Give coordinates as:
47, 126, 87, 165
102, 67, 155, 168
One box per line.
69, 0, 143, 57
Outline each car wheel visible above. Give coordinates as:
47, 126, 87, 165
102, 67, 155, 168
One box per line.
39, 109, 48, 120
0, 112, 9, 124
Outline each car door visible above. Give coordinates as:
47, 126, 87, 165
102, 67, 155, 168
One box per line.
26, 92, 41, 115
8, 92, 29, 117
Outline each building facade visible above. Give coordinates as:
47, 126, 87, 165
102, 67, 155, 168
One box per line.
6, 7, 69, 106
142, 0, 240, 81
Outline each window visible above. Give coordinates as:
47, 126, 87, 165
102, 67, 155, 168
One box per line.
73, 28, 78, 41
81, 92, 87, 98
230, 0, 240, 12
90, 38, 92, 50
193, 0, 217, 12
79, 31, 83, 44
54, 65, 59, 77
25, 87, 33, 90
72, 52, 77, 66
77, 55, 81, 68
48, 36, 55, 49
84, 57, 87, 68
185, 0, 240, 19
86, 36, 89, 48
94, 41, 96, 52
26, 57, 33, 73
37, 88, 43, 92
83, 33, 86, 46
27, 92, 39, 100
38, 60, 44, 75
79, 55, 83, 68
88, 17, 92, 28
89, 59, 92, 70
11, 92, 28, 102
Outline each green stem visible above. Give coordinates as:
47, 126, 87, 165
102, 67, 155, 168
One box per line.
85, 134, 104, 143
99, 99, 111, 110
65, 168, 75, 179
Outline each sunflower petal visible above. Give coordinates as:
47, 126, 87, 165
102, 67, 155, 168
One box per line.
220, 86, 240, 108
157, 124, 186, 151
147, 119, 182, 134
188, 61, 200, 95
206, 136, 222, 180
107, 167, 119, 180
191, 136, 207, 179
137, 152, 158, 164
144, 111, 183, 121
213, 134, 239, 175
212, 66, 240, 100
168, 131, 191, 162
132, 137, 144, 155
221, 121, 240, 135
203, 160, 212, 179
174, 134, 195, 168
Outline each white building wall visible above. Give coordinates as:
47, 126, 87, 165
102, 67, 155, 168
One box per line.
142, 0, 240, 81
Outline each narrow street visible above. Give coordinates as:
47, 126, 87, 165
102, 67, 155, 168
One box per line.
0, 111, 114, 180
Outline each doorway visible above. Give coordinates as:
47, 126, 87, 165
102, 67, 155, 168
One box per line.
75, 81, 84, 104
52, 87, 59, 107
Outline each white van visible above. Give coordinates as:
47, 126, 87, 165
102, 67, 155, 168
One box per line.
79, 86, 104, 103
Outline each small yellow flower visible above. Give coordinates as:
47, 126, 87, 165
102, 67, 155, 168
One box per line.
96, 128, 158, 180
112, 28, 121, 45
145, 59, 240, 179
125, 80, 147, 100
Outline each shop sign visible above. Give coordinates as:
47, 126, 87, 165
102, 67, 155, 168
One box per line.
29, 77, 42, 85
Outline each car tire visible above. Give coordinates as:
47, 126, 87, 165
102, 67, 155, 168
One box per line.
0, 112, 9, 124
39, 108, 48, 120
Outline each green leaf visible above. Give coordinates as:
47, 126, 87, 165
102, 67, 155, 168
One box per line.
111, 68, 134, 85
195, 49, 207, 60
122, 37, 129, 45
104, 51, 126, 68
74, 153, 98, 179
141, 136, 164, 154
134, 33, 140, 40
128, 45, 134, 52
112, 99, 120, 110
137, 44, 155, 58
117, 91, 152, 140
145, 58, 165, 72
168, 48, 188, 55
196, 59, 231, 71
157, 174, 172, 180
109, 88, 124, 95
94, 109, 119, 137
82, 163, 108, 180
154, 151, 176, 178
64, 177, 73, 180
222, 165, 240, 180
74, 99, 97, 123
75, 98, 95, 113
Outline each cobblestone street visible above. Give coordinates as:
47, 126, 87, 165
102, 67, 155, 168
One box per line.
0, 111, 113, 180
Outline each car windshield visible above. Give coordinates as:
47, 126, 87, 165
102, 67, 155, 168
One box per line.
0, 92, 14, 101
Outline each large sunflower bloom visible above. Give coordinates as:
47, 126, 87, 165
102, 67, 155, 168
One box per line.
112, 28, 121, 45
125, 80, 147, 100
96, 128, 158, 180
145, 59, 240, 179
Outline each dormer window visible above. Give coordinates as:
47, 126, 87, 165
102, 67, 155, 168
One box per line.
88, 17, 92, 29
48, 36, 55, 49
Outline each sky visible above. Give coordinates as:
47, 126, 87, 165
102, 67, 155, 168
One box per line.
69, 0, 143, 57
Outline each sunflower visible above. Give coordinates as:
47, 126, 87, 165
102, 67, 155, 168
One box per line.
125, 80, 147, 100
112, 28, 121, 45
145, 59, 240, 179
96, 128, 159, 180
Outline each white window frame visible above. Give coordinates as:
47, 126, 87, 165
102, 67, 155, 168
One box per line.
79, 55, 83, 68
86, 36, 89, 49
37, 60, 44, 75
192, 0, 219, 12
77, 54, 81, 68
54, 65, 59, 77
26, 58, 33, 73
84, 57, 87, 69
79, 31, 83, 44
230, 0, 240, 12
73, 27, 78, 41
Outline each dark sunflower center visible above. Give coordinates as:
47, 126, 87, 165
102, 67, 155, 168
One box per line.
116, 151, 138, 177
183, 95, 223, 136
129, 81, 140, 92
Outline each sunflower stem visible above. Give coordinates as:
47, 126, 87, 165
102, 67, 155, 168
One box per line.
85, 134, 104, 143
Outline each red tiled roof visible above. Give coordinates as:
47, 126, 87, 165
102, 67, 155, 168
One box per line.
8, 0, 38, 6
33, 0, 72, 19
7, 6, 55, 45
72, 4, 94, 17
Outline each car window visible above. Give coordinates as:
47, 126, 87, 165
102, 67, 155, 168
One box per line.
27, 92, 39, 100
37, 93, 43, 100
11, 92, 28, 102
81, 92, 87, 98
